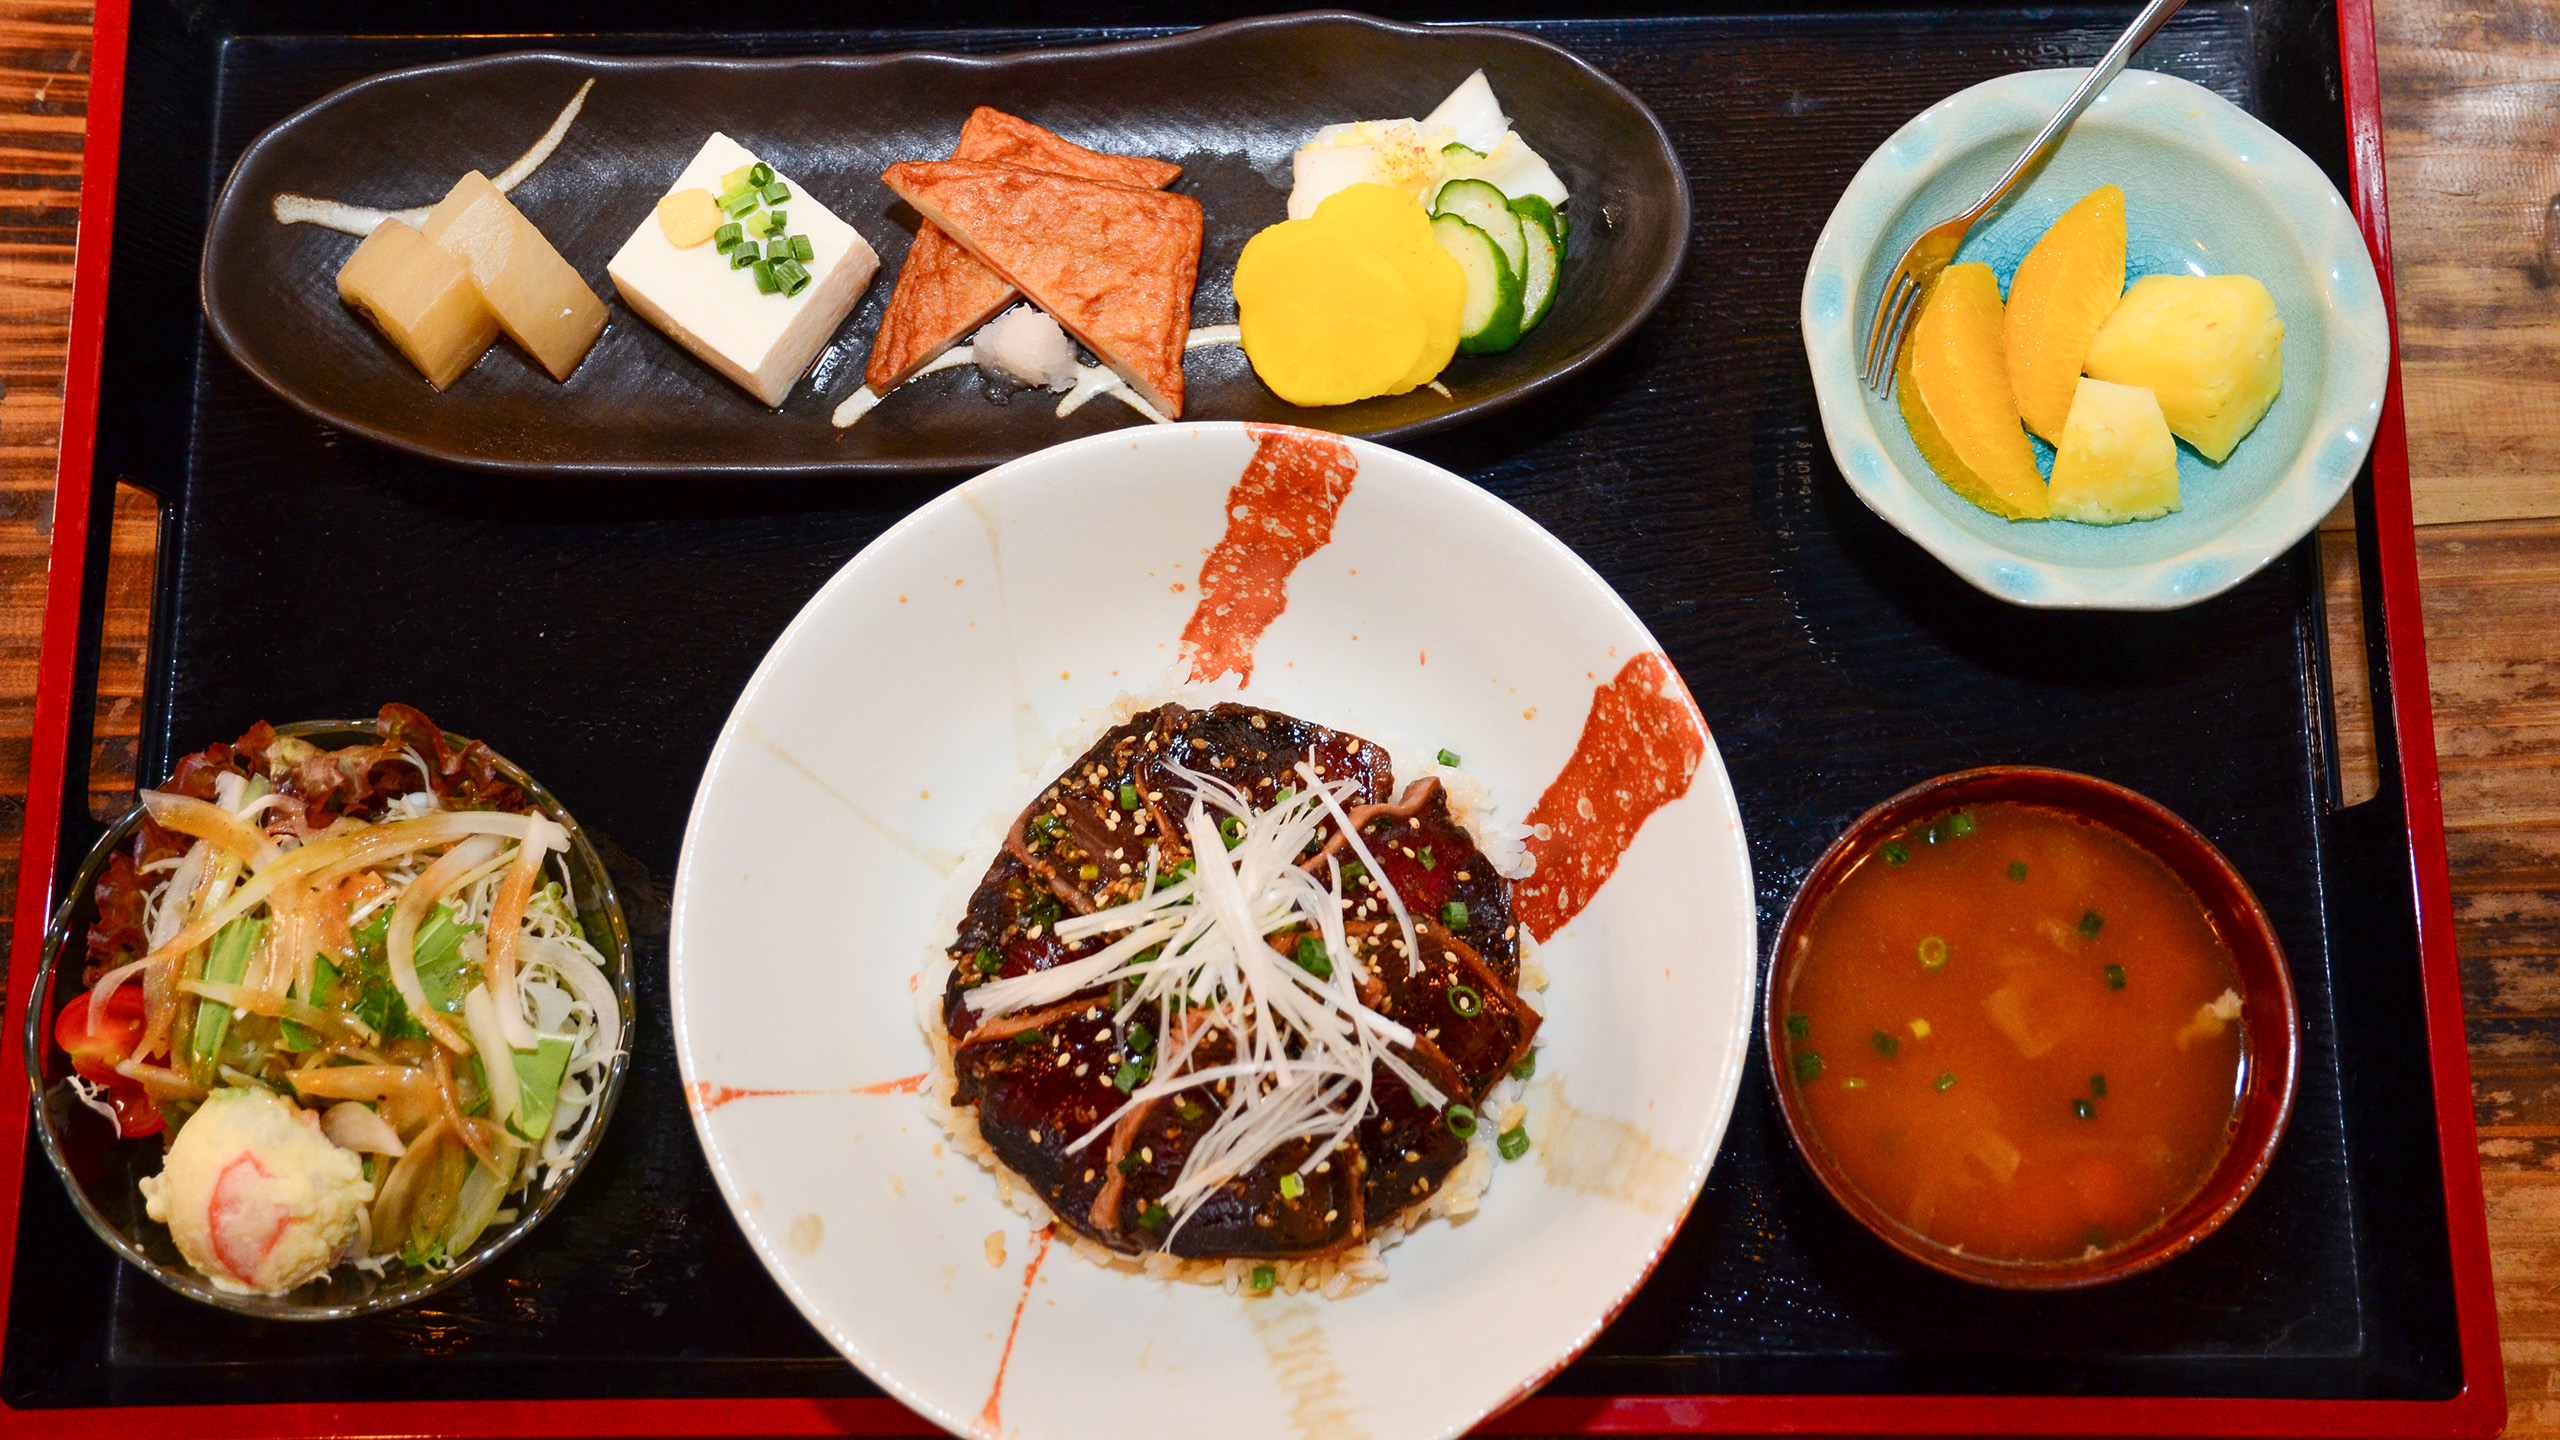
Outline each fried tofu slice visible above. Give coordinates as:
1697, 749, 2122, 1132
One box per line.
881, 160, 1202, 417
865, 110, 1181, 393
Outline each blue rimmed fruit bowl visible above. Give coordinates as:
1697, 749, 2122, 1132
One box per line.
1801, 68, 2389, 611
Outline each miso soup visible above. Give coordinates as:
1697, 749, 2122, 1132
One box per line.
1779, 802, 2245, 1263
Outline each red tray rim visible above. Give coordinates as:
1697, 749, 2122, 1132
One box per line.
0, 1, 2503, 1434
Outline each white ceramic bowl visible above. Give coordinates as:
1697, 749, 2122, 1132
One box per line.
1801, 68, 2390, 609
669, 423, 1756, 1439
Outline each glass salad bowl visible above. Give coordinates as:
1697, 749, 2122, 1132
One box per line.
25, 718, 635, 1320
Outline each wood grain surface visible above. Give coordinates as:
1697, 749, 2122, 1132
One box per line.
0, 0, 2554, 1431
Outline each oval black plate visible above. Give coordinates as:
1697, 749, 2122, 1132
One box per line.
197, 11, 1690, 477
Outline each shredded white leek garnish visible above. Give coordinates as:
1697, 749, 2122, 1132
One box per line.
268, 79, 595, 237
964, 760, 1442, 1239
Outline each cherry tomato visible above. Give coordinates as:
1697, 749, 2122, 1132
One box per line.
53, 989, 164, 1137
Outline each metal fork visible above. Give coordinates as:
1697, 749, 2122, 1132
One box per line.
1861, 0, 2189, 397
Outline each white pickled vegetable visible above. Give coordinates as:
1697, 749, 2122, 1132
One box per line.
1422, 70, 1511, 154
1441, 132, 1569, 209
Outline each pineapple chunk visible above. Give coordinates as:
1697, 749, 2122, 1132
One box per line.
2049, 377, 2181, 525
420, 170, 608, 382
335, 218, 499, 391
2082, 274, 2284, 463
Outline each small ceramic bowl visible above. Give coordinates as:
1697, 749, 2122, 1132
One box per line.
1765, 766, 2298, 1289
1801, 68, 2390, 610
26, 718, 635, 1320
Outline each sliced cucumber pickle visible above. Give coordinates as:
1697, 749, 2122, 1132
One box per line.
1512, 200, 1560, 333
1433, 178, 1526, 279
1430, 212, 1525, 355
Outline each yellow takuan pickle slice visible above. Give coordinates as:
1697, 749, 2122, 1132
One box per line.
335, 218, 501, 391
2003, 184, 2126, 444
1234, 218, 1427, 407
1308, 183, 1467, 392
1902, 263, 2050, 520
421, 170, 609, 383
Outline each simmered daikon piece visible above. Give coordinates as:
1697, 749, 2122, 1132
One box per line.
419, 170, 607, 382
334, 218, 500, 390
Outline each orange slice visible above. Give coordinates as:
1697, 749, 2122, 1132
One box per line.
2003, 185, 2126, 444
1903, 262, 2049, 520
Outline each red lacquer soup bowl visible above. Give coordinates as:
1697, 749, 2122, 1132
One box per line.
1765, 766, 2299, 1290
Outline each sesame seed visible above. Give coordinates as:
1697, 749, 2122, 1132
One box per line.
1323, 1209, 1339, 1223
1141, 1147, 1154, 1163
1029, 1130, 1043, 1144
1075, 1063, 1089, 1077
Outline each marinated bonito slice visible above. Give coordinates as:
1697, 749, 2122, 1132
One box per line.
938, 703, 1525, 1264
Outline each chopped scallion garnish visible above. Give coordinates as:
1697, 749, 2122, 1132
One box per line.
2079, 910, 2105, 939
1951, 811, 1976, 837
1113, 1057, 1148, 1092
1870, 1029, 1899, 1058
789, 233, 815, 264
1447, 984, 1482, 1018
1438, 748, 1461, 767
1077, 862, 1100, 881
974, 948, 1002, 975
2104, 964, 2127, 990
747, 161, 773, 188
730, 247, 759, 270
1221, 815, 1246, 850
2008, 860, 2028, 881
1445, 1103, 1478, 1139
721, 163, 754, 193
1497, 1125, 1530, 1161
1510, 1050, 1537, 1082
1794, 1052, 1824, 1084
2090, 1073, 2107, 1097
714, 221, 743, 252
1785, 1013, 1810, 1040
751, 259, 779, 293
2072, 1098, 2096, 1121
1278, 1172, 1305, 1200
1933, 1071, 1956, 1092
719, 186, 761, 216
1118, 782, 1140, 811
1136, 1201, 1168, 1230
1419, 846, 1436, 871
1251, 1264, 1276, 1291
1883, 840, 1910, 866
1117, 1152, 1142, 1176
1918, 935, 1948, 970
1443, 899, 1469, 929
1293, 934, 1332, 981
762, 181, 791, 204
765, 208, 788, 233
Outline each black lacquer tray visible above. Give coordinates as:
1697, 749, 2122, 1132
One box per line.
0, 1, 2500, 1435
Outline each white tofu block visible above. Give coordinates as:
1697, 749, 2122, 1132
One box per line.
608, 133, 880, 407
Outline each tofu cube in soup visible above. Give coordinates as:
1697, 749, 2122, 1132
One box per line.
420, 170, 609, 382
607, 133, 882, 408
335, 218, 501, 390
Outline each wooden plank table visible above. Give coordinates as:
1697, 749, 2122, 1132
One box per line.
0, 0, 2553, 1431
